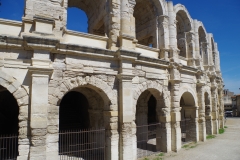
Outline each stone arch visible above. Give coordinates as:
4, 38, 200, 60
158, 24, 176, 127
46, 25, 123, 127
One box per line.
49, 75, 117, 111
174, 4, 193, 58
133, 80, 170, 115
178, 85, 197, 105
202, 86, 212, 112
134, 0, 166, 47
133, 80, 171, 155
64, 0, 108, 36
0, 70, 29, 158
179, 87, 198, 142
174, 4, 193, 32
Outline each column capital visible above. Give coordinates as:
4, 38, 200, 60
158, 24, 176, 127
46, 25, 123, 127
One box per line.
28, 66, 53, 76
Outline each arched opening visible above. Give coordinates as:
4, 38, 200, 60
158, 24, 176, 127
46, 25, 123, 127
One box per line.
204, 92, 212, 135
176, 10, 191, 58
59, 87, 105, 159
198, 26, 208, 65
59, 91, 90, 130
0, 86, 19, 159
134, 0, 162, 48
0, 0, 24, 21
67, 0, 106, 36
67, 8, 88, 33
180, 92, 197, 143
136, 90, 162, 158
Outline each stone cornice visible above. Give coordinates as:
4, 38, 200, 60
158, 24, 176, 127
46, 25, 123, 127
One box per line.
28, 66, 53, 76
58, 43, 115, 58
136, 55, 169, 68
23, 35, 59, 46
0, 35, 23, 48
117, 49, 140, 60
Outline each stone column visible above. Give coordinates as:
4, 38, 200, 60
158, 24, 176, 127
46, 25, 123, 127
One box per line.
205, 104, 213, 135
211, 87, 219, 134
158, 15, 170, 61
104, 111, 119, 160
218, 88, 224, 129
167, 2, 177, 49
157, 107, 171, 152
28, 67, 53, 160
193, 20, 203, 69
107, 0, 121, 50
24, 32, 58, 159
117, 50, 139, 160
169, 63, 182, 151
119, 0, 137, 50
197, 84, 206, 141
186, 32, 196, 67
167, 2, 179, 62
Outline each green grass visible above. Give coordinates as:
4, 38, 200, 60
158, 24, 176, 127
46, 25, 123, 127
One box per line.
144, 158, 149, 160
182, 144, 189, 148
224, 126, 228, 128
153, 157, 163, 160
206, 135, 216, 139
219, 128, 225, 134
158, 153, 164, 156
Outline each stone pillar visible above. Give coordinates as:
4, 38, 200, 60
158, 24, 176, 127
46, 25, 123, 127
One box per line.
117, 50, 138, 160
24, 0, 64, 37
28, 67, 53, 159
119, 0, 136, 50
197, 84, 206, 141
169, 63, 182, 152
107, 0, 121, 50
158, 15, 170, 61
193, 20, 203, 69
218, 88, 224, 129
167, 2, 177, 49
205, 105, 213, 135
157, 107, 171, 152
167, 2, 179, 62
186, 32, 196, 67
197, 82, 206, 141
211, 87, 219, 134
104, 111, 119, 160
24, 32, 57, 159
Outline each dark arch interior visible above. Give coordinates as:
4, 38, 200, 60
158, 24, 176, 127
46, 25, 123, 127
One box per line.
148, 95, 157, 124
59, 91, 90, 131
0, 88, 19, 135
0, 86, 19, 159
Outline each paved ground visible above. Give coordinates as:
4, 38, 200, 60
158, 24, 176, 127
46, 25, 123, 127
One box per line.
145, 117, 240, 160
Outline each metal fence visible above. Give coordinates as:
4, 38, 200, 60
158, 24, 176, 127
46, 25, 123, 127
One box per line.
0, 134, 18, 160
136, 123, 161, 159
180, 119, 191, 142
59, 128, 105, 160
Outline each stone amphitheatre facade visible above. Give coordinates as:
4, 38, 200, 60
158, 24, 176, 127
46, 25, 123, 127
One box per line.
0, 0, 224, 159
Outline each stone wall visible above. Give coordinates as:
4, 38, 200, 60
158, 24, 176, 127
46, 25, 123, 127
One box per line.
0, 0, 224, 159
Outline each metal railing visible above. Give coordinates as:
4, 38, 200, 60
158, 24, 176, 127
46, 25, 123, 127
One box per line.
180, 119, 191, 142
136, 123, 161, 159
59, 128, 105, 160
0, 134, 18, 160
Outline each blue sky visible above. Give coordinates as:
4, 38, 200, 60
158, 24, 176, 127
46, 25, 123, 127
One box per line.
0, 0, 240, 94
